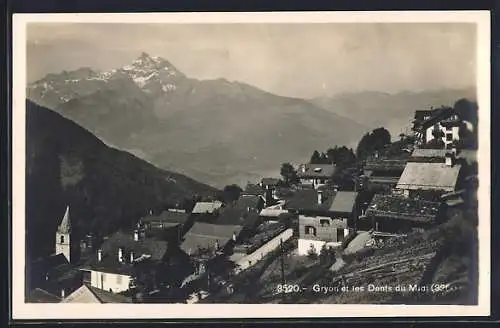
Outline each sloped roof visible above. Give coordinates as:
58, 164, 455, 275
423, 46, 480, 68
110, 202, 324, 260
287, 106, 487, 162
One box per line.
57, 205, 71, 233
28, 288, 61, 303
366, 194, 440, 223
261, 178, 280, 186
142, 210, 189, 227
328, 191, 358, 213
61, 284, 132, 303
243, 183, 265, 195
285, 189, 358, 214
297, 164, 337, 179
192, 201, 223, 214
180, 222, 242, 255
234, 195, 263, 211
396, 162, 461, 192
411, 148, 447, 158
84, 230, 168, 275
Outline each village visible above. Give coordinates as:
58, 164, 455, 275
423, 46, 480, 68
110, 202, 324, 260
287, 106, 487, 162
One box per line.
26, 103, 478, 304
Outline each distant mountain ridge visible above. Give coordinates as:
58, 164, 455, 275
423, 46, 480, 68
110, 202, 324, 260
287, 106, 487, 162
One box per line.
310, 87, 477, 139
27, 52, 368, 188
26, 100, 216, 260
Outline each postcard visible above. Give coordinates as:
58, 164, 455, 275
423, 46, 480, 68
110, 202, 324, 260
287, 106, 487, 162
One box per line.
11, 10, 491, 319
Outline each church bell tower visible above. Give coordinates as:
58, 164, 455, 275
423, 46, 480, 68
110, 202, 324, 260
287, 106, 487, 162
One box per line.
56, 205, 72, 263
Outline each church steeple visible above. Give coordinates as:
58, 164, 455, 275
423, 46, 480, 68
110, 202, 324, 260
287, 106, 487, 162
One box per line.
58, 205, 72, 233
56, 205, 73, 263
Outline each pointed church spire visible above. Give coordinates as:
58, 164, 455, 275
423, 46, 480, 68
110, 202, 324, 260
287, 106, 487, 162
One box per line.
58, 205, 71, 233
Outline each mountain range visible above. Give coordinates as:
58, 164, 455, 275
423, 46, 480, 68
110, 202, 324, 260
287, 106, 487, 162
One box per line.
27, 53, 369, 188
26, 100, 216, 260
27, 52, 476, 188
310, 88, 476, 139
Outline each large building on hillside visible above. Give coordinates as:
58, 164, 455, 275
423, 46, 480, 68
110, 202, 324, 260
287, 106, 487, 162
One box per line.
412, 106, 466, 148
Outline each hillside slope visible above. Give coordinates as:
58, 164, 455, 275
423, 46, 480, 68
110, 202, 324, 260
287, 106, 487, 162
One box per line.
26, 100, 216, 261
27, 53, 368, 188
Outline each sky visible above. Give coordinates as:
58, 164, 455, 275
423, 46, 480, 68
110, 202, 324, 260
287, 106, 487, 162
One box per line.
26, 23, 476, 99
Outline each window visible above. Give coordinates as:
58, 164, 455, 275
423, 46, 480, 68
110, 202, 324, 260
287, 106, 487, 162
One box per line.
446, 133, 453, 141
82, 270, 91, 283
60, 235, 65, 244
116, 275, 122, 285
319, 219, 330, 226
337, 229, 345, 242
305, 225, 317, 236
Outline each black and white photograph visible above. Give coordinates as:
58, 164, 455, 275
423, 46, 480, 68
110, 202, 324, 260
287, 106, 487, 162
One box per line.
11, 11, 490, 319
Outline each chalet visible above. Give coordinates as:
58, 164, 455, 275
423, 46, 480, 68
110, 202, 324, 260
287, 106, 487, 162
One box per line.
296, 163, 337, 189
61, 284, 132, 303
285, 189, 359, 255
180, 222, 243, 274
80, 230, 169, 293
395, 152, 462, 199
141, 209, 192, 243
363, 194, 443, 233
412, 106, 465, 148
362, 158, 407, 192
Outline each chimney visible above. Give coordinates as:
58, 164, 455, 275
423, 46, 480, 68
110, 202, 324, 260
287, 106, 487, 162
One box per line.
134, 230, 139, 241
97, 249, 102, 262
61, 289, 65, 298
301, 165, 306, 173
130, 252, 134, 263
317, 190, 323, 205
232, 233, 237, 241
215, 240, 220, 250
118, 248, 123, 263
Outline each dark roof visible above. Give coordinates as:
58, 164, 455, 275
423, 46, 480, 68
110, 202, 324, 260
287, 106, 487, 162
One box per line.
142, 210, 189, 227
261, 178, 280, 186
366, 194, 441, 223
30, 253, 76, 282
234, 194, 263, 211
297, 164, 337, 179
28, 288, 61, 303
243, 183, 265, 195
180, 222, 242, 255
364, 159, 407, 172
285, 189, 358, 214
411, 148, 448, 158
415, 107, 457, 131
414, 109, 435, 120
84, 231, 168, 275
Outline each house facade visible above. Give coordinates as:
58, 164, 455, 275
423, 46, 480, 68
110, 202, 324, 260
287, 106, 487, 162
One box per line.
297, 164, 337, 189
412, 107, 465, 148
285, 189, 358, 255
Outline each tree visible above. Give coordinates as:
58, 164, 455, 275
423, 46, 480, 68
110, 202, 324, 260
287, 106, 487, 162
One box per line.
220, 184, 242, 203
310, 150, 322, 164
356, 127, 391, 161
280, 163, 298, 186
